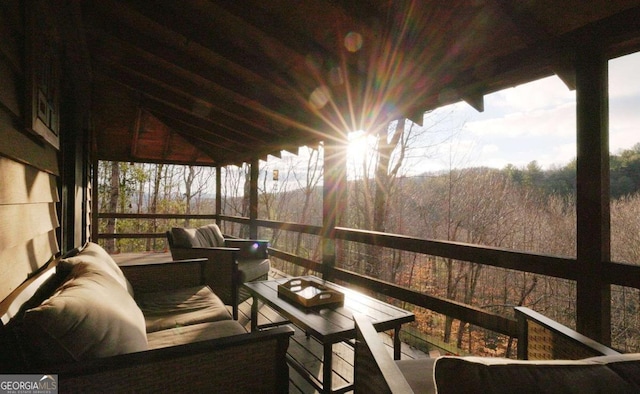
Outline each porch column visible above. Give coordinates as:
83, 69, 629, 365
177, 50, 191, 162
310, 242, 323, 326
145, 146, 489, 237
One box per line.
249, 158, 259, 239
575, 45, 611, 344
215, 165, 221, 226
322, 139, 347, 280
91, 157, 99, 243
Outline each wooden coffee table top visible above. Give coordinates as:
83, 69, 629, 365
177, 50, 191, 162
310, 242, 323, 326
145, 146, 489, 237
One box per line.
244, 276, 415, 344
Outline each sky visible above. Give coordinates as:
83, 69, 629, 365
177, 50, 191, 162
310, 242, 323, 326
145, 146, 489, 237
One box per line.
261, 51, 640, 187
403, 51, 640, 174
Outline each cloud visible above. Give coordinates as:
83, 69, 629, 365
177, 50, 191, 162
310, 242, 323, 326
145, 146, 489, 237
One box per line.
609, 53, 640, 98
465, 103, 576, 139
488, 76, 575, 113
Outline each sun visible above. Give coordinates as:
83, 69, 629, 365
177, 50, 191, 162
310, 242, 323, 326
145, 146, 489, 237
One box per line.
347, 130, 377, 163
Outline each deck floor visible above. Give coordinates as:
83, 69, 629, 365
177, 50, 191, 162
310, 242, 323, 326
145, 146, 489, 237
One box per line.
112, 252, 429, 393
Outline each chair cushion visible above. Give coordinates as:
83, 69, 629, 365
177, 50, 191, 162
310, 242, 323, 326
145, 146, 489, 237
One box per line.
588, 353, 640, 390
195, 224, 225, 247
238, 258, 270, 282
171, 227, 200, 248
137, 285, 232, 332
59, 241, 135, 296
395, 358, 436, 394
22, 262, 148, 363
147, 320, 247, 350
434, 355, 640, 394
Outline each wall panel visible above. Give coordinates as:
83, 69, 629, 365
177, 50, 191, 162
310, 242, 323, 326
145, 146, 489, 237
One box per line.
0, 157, 59, 301
0, 231, 58, 301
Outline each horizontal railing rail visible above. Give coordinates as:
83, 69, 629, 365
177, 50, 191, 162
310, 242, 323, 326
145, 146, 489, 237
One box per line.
98, 213, 218, 220
335, 227, 577, 281
96, 213, 640, 342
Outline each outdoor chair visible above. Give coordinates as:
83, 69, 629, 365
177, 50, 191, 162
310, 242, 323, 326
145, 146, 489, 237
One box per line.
166, 224, 270, 320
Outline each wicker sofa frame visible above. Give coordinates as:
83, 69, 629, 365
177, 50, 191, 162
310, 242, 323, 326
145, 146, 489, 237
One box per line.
0, 250, 293, 393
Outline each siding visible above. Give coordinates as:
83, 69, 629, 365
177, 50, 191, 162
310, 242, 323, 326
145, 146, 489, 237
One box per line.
0, 2, 60, 301
0, 156, 60, 300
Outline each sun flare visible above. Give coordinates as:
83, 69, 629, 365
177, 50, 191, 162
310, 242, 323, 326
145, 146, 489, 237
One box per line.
347, 130, 376, 162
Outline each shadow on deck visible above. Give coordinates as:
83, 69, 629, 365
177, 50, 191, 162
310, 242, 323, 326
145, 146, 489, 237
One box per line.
112, 252, 430, 393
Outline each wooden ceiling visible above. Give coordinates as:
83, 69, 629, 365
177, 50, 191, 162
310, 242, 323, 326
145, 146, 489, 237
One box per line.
70, 0, 640, 166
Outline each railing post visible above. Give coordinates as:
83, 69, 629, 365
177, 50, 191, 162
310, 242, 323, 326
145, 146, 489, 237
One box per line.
322, 138, 347, 281
575, 44, 611, 345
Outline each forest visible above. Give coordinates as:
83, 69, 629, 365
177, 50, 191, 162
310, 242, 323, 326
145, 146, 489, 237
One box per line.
97, 143, 640, 357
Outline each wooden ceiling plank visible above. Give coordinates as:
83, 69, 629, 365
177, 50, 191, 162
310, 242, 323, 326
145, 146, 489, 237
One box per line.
83, 8, 300, 116
91, 43, 278, 137
117, 0, 317, 94
95, 62, 273, 146
149, 111, 245, 157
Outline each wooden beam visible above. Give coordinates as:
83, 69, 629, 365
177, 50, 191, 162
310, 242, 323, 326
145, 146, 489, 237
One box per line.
463, 94, 485, 112
83, 1, 296, 104
215, 165, 222, 227
249, 158, 259, 240
321, 137, 347, 281
575, 45, 611, 345
130, 106, 142, 157
335, 227, 576, 280
95, 60, 274, 144
118, 0, 317, 91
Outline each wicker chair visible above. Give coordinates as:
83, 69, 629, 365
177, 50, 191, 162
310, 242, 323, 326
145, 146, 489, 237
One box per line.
166, 224, 270, 320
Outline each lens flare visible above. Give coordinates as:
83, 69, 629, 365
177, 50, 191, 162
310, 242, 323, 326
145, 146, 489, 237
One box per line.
344, 32, 363, 52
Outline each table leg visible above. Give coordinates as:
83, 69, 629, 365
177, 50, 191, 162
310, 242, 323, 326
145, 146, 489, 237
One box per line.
394, 326, 401, 360
323, 343, 333, 393
250, 295, 258, 332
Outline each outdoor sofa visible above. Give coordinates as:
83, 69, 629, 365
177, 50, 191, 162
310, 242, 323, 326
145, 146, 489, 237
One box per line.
0, 242, 292, 393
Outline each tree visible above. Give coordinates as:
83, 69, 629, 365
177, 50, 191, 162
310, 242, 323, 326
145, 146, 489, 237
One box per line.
182, 165, 215, 227
105, 161, 119, 253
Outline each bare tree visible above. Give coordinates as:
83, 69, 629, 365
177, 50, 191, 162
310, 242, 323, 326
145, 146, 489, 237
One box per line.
182, 165, 215, 227
105, 161, 119, 253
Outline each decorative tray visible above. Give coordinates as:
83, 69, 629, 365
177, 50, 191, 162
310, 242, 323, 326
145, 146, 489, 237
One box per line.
277, 277, 344, 308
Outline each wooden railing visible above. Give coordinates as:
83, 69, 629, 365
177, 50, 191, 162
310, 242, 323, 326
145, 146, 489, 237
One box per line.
96, 213, 640, 343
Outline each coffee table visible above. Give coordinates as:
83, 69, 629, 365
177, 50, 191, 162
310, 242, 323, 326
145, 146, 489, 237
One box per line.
243, 276, 415, 393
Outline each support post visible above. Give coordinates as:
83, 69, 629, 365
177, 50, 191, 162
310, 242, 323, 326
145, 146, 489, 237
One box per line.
215, 165, 221, 226
90, 129, 99, 245
250, 158, 259, 240
575, 46, 611, 345
322, 139, 347, 281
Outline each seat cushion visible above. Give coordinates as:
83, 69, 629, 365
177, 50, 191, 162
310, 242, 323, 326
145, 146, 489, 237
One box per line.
588, 353, 640, 390
195, 224, 225, 247
434, 355, 639, 394
137, 285, 232, 332
238, 258, 270, 283
147, 320, 247, 350
395, 358, 436, 394
59, 241, 135, 296
170, 227, 200, 248
22, 262, 148, 363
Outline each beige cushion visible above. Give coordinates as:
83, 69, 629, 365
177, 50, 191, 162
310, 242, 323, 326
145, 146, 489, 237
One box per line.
395, 358, 436, 394
171, 227, 200, 248
22, 262, 148, 363
147, 320, 246, 350
238, 258, 270, 282
196, 224, 225, 247
588, 353, 640, 389
434, 355, 640, 394
59, 241, 134, 297
137, 285, 232, 332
